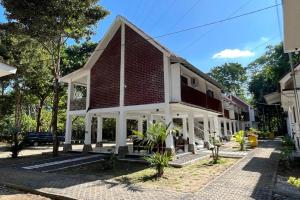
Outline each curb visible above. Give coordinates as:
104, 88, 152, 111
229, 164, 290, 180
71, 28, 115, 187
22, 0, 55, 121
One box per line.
169, 154, 210, 168
269, 150, 282, 200
1, 182, 76, 200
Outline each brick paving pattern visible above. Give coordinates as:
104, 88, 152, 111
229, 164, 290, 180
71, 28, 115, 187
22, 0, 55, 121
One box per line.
190, 140, 281, 200
0, 185, 49, 200
0, 140, 280, 200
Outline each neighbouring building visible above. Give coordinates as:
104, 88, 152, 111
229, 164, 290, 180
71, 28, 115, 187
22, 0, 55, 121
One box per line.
219, 94, 257, 139
265, 64, 300, 150
60, 16, 248, 156
0, 62, 16, 78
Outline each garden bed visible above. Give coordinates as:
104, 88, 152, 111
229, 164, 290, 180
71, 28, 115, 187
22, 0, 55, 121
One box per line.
55, 157, 240, 193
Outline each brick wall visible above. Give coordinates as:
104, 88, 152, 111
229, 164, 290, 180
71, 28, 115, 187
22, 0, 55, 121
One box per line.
124, 25, 164, 106
90, 28, 121, 109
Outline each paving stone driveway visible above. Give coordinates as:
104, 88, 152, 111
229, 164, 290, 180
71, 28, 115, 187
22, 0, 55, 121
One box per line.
192, 139, 281, 200
0, 140, 280, 200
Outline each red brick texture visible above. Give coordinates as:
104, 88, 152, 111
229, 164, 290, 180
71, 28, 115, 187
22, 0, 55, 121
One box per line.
90, 28, 121, 109
124, 25, 164, 106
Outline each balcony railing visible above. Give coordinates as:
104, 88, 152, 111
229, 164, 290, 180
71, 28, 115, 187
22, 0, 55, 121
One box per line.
181, 84, 222, 113
70, 98, 86, 111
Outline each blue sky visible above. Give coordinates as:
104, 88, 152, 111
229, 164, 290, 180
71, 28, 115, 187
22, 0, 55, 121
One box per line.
0, 0, 283, 73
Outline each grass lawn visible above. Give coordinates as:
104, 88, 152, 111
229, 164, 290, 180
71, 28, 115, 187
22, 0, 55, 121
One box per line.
56, 157, 239, 193
116, 158, 239, 193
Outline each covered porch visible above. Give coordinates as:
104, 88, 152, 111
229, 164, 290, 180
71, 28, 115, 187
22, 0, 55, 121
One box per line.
63, 102, 222, 156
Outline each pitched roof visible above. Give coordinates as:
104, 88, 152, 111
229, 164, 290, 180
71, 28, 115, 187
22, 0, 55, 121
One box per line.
60, 15, 223, 89
0, 62, 16, 77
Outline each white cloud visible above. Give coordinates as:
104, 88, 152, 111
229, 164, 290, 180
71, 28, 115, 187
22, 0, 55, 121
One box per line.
212, 49, 255, 59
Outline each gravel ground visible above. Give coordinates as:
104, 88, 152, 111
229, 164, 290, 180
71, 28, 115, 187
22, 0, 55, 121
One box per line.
0, 185, 49, 200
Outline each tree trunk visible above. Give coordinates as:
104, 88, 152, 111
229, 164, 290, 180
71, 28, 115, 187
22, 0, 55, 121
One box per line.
51, 38, 62, 157
51, 78, 59, 157
15, 83, 22, 133
36, 97, 45, 132
13, 82, 22, 158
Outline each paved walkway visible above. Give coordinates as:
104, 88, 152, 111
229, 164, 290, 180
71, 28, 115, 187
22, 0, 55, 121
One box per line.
0, 185, 49, 200
192, 140, 281, 200
0, 140, 280, 200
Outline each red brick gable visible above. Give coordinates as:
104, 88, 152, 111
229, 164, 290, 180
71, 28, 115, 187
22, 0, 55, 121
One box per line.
124, 25, 165, 106
90, 28, 121, 109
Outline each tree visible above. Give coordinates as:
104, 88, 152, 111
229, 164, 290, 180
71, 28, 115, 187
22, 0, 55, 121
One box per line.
208, 63, 247, 97
248, 43, 300, 132
20, 42, 53, 132
61, 41, 97, 76
1, 0, 109, 156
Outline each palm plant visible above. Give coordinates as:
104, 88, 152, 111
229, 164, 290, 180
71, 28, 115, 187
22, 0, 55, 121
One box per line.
145, 152, 172, 177
235, 130, 245, 151
133, 122, 174, 177
133, 122, 173, 153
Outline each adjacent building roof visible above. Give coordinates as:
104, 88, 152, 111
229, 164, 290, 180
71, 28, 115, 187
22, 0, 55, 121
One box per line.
0, 62, 16, 77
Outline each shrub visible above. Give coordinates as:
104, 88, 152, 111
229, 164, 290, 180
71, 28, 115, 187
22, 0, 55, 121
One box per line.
103, 153, 117, 170
145, 152, 172, 178
288, 177, 300, 190
280, 136, 295, 169
282, 136, 294, 148
234, 130, 245, 151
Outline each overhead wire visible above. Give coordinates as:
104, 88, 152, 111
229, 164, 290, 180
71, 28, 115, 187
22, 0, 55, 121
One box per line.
7, 3, 281, 66
168, 0, 202, 30
148, 0, 178, 32
178, 0, 254, 52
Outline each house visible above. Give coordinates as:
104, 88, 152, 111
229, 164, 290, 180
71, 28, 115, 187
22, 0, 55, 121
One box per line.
60, 16, 245, 156
265, 64, 300, 150
219, 94, 256, 139
0, 62, 16, 77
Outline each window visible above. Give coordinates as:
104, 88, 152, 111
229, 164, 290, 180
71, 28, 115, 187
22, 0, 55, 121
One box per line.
191, 77, 198, 87
207, 90, 214, 98
181, 76, 188, 85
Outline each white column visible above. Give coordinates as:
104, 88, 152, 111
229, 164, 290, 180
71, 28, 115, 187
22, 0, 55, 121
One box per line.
86, 73, 91, 110
182, 117, 188, 140
116, 111, 127, 148
65, 114, 72, 144
188, 112, 195, 144
138, 118, 143, 133
219, 119, 223, 136
97, 117, 103, 143
84, 114, 92, 145
65, 81, 73, 146
233, 120, 237, 134
203, 115, 209, 142
213, 116, 220, 138
165, 107, 174, 149
67, 82, 74, 111
209, 117, 214, 134
229, 120, 232, 135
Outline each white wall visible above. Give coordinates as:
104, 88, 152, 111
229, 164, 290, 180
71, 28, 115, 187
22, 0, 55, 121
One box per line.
170, 63, 181, 102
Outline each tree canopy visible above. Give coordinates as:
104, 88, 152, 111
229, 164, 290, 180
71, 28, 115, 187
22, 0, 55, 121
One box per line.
208, 62, 247, 97
0, 0, 108, 156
